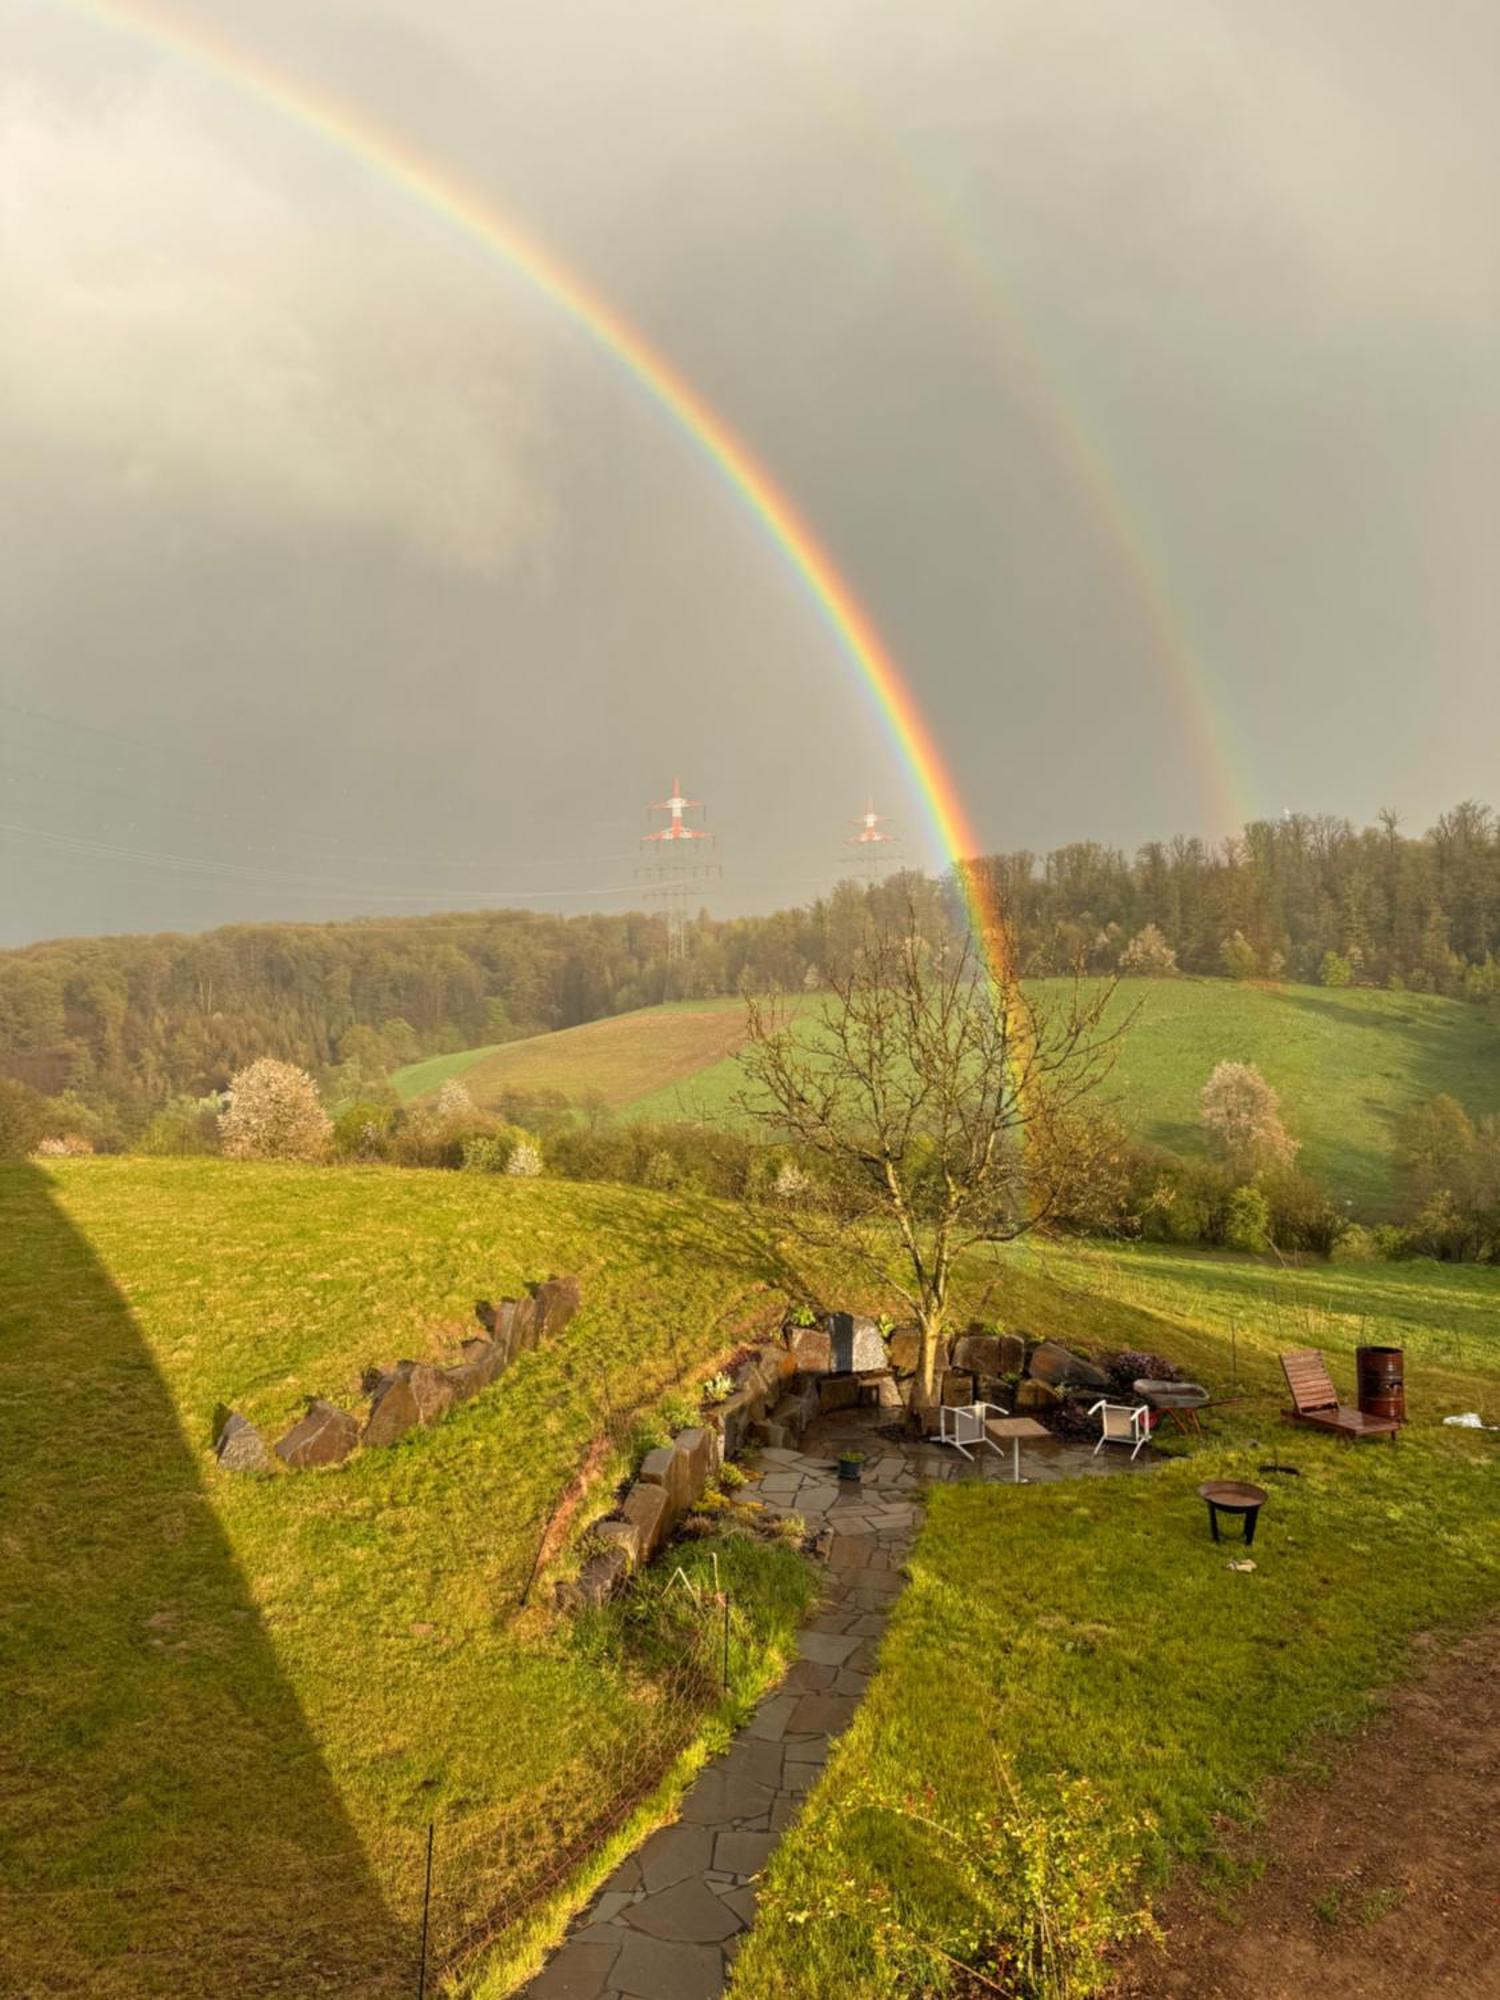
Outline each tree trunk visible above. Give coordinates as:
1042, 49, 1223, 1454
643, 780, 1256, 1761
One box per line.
909, 1309, 947, 1435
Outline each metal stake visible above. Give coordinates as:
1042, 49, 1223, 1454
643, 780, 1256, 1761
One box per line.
417, 1820, 434, 1999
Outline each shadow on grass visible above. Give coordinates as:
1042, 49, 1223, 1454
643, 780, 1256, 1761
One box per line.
0, 1164, 414, 1997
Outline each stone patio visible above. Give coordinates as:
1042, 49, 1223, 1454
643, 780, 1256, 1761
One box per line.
519, 1406, 1148, 1999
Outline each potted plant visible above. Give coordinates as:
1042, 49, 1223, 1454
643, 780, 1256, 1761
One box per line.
836, 1449, 865, 1484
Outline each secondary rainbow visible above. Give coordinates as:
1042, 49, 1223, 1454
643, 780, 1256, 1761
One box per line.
55, 0, 1018, 978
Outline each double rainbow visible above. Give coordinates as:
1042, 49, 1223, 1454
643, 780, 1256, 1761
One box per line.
58, 0, 1018, 979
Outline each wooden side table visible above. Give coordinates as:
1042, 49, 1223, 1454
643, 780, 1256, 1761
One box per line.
984, 1416, 1050, 1484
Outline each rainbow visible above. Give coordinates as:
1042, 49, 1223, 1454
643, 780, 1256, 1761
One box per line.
52, 0, 1021, 977
750, 23, 1249, 837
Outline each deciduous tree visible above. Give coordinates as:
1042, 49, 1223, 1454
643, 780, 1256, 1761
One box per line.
739, 906, 1125, 1421
220, 1059, 331, 1163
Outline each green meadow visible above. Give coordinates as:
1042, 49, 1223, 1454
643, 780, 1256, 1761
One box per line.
732, 1242, 1500, 1997
0, 1158, 818, 1998
5, 1156, 1499, 1999
400, 980, 1499, 1215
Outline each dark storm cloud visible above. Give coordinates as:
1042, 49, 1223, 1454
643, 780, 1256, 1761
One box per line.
1, 0, 1495, 944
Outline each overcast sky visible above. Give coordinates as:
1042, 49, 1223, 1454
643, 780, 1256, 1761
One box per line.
2, 0, 1495, 946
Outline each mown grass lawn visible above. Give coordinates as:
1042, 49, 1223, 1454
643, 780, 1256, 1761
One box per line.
730, 1245, 1500, 1999
0, 1158, 819, 1998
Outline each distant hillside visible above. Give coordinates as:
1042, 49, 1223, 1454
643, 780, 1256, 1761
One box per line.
411, 980, 1500, 1215
396, 999, 750, 1112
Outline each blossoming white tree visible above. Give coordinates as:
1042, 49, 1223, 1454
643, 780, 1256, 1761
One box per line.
1200, 1060, 1298, 1174
220, 1059, 331, 1163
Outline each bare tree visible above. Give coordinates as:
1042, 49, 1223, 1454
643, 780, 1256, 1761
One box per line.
737, 905, 1126, 1422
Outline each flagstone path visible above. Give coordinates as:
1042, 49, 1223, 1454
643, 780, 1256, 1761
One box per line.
519, 1413, 1145, 2000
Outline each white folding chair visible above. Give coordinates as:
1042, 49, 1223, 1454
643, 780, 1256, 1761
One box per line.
1088, 1400, 1151, 1461
938, 1401, 1009, 1460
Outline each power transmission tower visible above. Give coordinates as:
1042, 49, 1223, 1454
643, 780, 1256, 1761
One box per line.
639, 777, 720, 961
842, 798, 899, 886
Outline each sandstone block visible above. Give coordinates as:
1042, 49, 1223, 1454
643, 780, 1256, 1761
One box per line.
276, 1398, 360, 1468
817, 1375, 861, 1414
534, 1273, 582, 1339
1016, 1377, 1061, 1411
621, 1481, 671, 1561
594, 1517, 645, 1570
952, 1333, 1006, 1377
557, 1541, 630, 1610
788, 1325, 833, 1373
363, 1375, 421, 1447
215, 1411, 269, 1473
674, 1427, 714, 1498
406, 1363, 455, 1427
941, 1369, 976, 1407
996, 1333, 1026, 1376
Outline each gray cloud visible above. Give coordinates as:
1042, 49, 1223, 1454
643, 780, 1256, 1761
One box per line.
0, 0, 1494, 944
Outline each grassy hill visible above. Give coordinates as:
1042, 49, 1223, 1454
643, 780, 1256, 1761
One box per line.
396, 999, 750, 1113
401, 981, 1500, 1215
5, 1155, 1499, 1998
0, 1157, 816, 1998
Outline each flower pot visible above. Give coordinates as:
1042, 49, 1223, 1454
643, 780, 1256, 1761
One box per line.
837, 1457, 863, 1483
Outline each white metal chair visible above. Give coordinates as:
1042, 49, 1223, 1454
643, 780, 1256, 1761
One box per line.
938, 1401, 1009, 1460
1088, 1400, 1151, 1461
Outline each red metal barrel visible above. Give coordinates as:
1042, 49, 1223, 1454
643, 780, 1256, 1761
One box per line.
1357, 1345, 1405, 1423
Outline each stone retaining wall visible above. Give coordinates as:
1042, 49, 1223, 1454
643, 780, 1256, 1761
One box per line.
214, 1273, 582, 1474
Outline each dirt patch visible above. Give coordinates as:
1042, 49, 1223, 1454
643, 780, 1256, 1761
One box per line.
1113, 1621, 1500, 2000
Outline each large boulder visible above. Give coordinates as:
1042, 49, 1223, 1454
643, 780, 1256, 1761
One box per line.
1028, 1341, 1109, 1391
995, 1333, 1026, 1376
534, 1274, 582, 1339
276, 1399, 359, 1469
952, 1333, 1007, 1378
215, 1411, 269, 1473
829, 1313, 887, 1374
788, 1324, 833, 1374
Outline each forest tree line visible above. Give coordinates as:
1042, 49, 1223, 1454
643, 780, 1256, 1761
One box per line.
2, 800, 1498, 1129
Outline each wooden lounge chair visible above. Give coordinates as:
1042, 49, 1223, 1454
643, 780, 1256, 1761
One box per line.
1280, 1348, 1399, 1442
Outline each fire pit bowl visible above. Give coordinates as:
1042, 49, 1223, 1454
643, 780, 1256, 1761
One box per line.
1198, 1479, 1268, 1546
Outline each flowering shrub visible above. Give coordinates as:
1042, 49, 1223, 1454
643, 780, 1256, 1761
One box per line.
36, 1133, 94, 1157
219, 1059, 332, 1163
505, 1138, 543, 1178
436, 1077, 477, 1121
